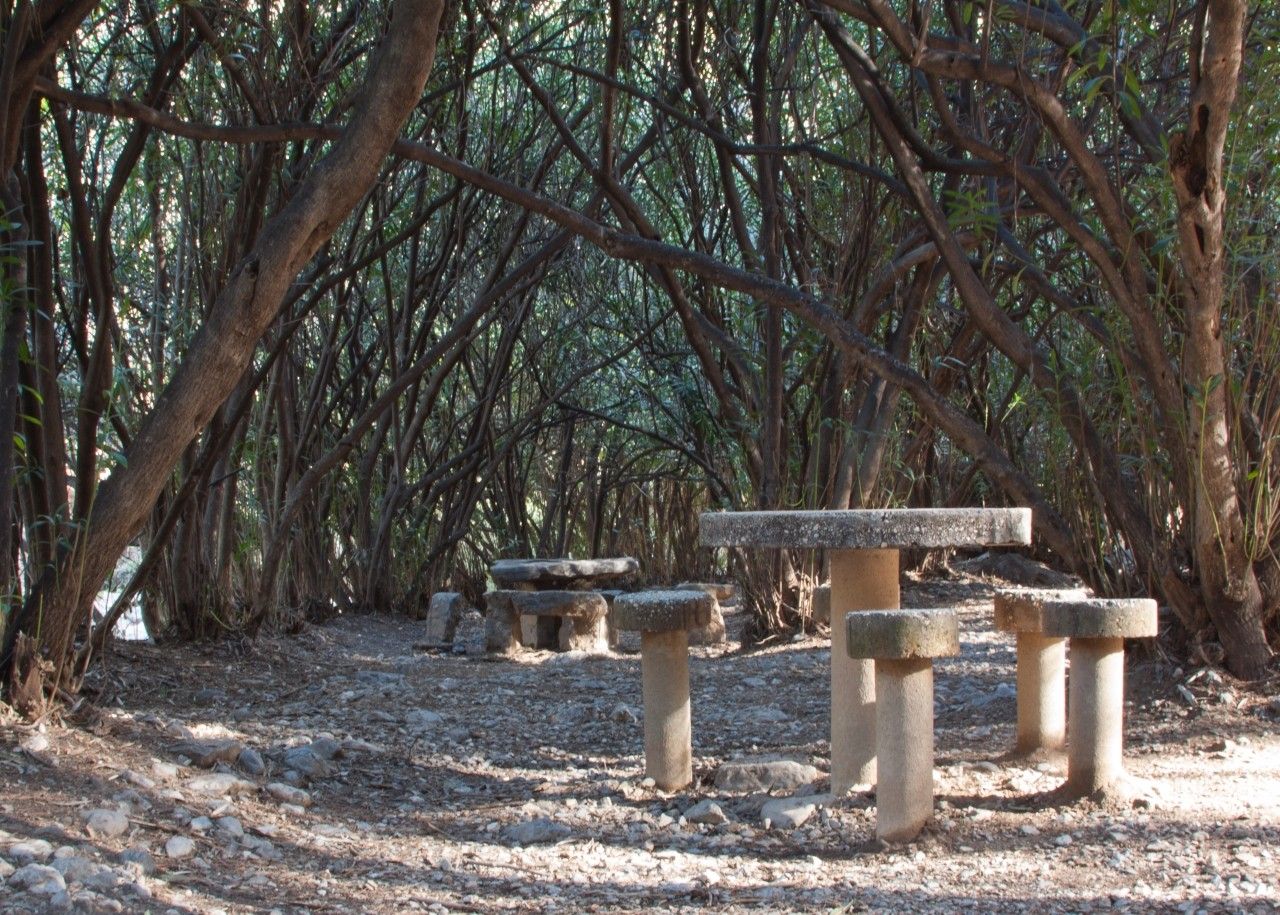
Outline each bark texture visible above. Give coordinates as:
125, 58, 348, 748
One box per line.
4, 0, 447, 694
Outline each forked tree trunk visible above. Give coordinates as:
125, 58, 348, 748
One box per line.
2, 0, 447, 699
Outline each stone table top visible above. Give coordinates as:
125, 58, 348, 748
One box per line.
698, 508, 1031, 550
490, 557, 639, 588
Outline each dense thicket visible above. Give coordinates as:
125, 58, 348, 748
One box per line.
0, 0, 1275, 709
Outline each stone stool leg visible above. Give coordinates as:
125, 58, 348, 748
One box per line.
484, 600, 520, 654
533, 616, 560, 649
875, 657, 935, 842
560, 613, 608, 653
830, 548, 899, 793
1066, 636, 1124, 796
640, 629, 692, 790
1016, 630, 1067, 754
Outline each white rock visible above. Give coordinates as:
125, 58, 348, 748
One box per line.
504, 818, 571, 845
761, 794, 830, 830
10, 863, 67, 894
714, 757, 819, 793
83, 809, 130, 840
186, 773, 254, 796
684, 800, 730, 826
119, 847, 156, 875
165, 836, 196, 859
9, 839, 54, 863
265, 783, 312, 807
406, 709, 445, 731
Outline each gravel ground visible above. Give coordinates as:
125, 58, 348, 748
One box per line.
0, 571, 1277, 913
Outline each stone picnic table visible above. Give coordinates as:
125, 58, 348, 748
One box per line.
487, 557, 639, 652
699, 508, 1032, 794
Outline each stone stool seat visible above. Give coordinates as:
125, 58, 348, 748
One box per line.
1037, 596, 1157, 797
613, 590, 715, 791
994, 587, 1088, 755
484, 590, 609, 654
846, 608, 959, 842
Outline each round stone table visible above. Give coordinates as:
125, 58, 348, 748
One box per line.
699, 508, 1032, 793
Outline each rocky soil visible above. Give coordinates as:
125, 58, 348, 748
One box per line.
1, 570, 1278, 913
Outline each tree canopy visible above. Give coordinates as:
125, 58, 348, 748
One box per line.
0, 0, 1277, 709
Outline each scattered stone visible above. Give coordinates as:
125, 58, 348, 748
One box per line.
308, 737, 343, 760
9, 839, 54, 863
609, 703, 640, 724
406, 709, 445, 731
119, 847, 156, 876
20, 733, 50, 754
684, 800, 729, 826
354, 670, 406, 690
186, 772, 255, 796
165, 835, 196, 859
266, 783, 313, 807
761, 794, 829, 830
82, 809, 130, 840
120, 769, 155, 790
504, 818, 571, 845
713, 757, 820, 793
216, 816, 244, 839
9, 863, 67, 895
281, 746, 333, 780
189, 816, 213, 832
238, 747, 267, 776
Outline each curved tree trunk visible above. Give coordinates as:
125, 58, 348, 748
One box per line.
3, 0, 447, 700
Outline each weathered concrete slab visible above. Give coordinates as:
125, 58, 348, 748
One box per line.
845, 608, 960, 660
613, 590, 714, 633
490, 557, 639, 588
698, 508, 1031, 550
1038, 597, 1158, 640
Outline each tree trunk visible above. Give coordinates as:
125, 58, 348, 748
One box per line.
1169, 0, 1273, 679
3, 0, 447, 697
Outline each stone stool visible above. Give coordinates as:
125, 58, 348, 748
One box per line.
612, 590, 715, 791
994, 587, 1087, 755
1037, 597, 1157, 798
812, 582, 831, 625
420, 592, 469, 648
846, 608, 959, 842
484, 590, 609, 654
673, 583, 729, 644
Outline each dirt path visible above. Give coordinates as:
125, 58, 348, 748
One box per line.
1, 573, 1278, 913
